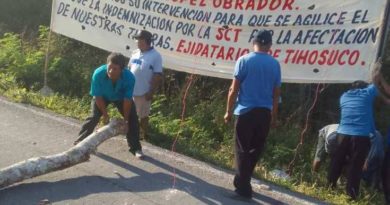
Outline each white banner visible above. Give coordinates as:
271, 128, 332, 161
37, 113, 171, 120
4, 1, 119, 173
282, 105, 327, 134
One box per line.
51, 0, 388, 83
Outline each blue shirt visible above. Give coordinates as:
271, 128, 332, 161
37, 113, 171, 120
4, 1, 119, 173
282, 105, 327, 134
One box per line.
337, 84, 378, 136
233, 52, 281, 115
366, 131, 384, 163
90, 65, 135, 101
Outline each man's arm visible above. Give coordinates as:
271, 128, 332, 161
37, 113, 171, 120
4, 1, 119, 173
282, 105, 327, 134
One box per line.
122, 99, 132, 121
90, 68, 109, 124
145, 53, 163, 101
371, 60, 390, 104
95, 97, 109, 124
363, 132, 383, 171
313, 132, 326, 172
271, 87, 281, 127
123, 71, 135, 127
224, 79, 240, 123
145, 73, 162, 101
374, 74, 390, 104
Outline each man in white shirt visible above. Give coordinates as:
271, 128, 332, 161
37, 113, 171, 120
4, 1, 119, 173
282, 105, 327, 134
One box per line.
312, 124, 339, 172
129, 30, 163, 148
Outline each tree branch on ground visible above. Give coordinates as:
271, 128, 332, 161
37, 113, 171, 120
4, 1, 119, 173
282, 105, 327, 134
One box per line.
0, 119, 127, 189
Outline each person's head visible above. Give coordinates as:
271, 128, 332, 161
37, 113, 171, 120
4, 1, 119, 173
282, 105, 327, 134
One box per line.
133, 30, 153, 52
106, 52, 127, 81
351, 80, 369, 90
253, 29, 272, 52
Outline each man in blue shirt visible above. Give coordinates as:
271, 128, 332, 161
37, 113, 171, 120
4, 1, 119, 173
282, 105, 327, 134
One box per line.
362, 130, 384, 188
224, 29, 281, 199
74, 53, 142, 157
328, 81, 381, 200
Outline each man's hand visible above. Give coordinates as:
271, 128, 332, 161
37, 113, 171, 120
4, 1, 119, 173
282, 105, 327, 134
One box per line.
147, 73, 162, 101
102, 114, 110, 125
225, 79, 239, 124
145, 91, 153, 101
95, 97, 109, 125
224, 112, 232, 123
312, 160, 321, 172
363, 160, 368, 171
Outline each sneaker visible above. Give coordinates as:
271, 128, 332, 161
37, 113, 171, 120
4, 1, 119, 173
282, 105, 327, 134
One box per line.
234, 189, 252, 199
223, 190, 252, 203
135, 150, 144, 159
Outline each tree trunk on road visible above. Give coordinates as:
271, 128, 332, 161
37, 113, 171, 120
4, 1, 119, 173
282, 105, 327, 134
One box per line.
0, 119, 127, 189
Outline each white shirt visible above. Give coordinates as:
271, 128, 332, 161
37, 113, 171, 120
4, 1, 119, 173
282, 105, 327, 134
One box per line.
319, 124, 338, 154
129, 48, 163, 96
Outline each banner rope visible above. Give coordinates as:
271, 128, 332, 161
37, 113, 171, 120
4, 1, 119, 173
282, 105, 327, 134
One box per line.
171, 73, 196, 188
287, 83, 326, 175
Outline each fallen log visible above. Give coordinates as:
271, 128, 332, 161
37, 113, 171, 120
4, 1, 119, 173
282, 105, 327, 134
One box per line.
0, 119, 127, 189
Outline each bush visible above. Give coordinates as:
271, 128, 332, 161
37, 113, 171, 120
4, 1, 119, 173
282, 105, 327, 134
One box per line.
0, 27, 108, 97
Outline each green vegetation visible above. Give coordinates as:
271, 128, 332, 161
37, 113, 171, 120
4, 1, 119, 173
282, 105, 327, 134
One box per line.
1, 1, 390, 204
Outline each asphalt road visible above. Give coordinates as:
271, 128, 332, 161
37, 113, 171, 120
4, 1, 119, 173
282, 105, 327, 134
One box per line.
0, 97, 326, 205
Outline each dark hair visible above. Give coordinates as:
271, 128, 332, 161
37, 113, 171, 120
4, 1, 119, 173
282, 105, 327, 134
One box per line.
253, 29, 272, 45
133, 30, 153, 46
106, 53, 127, 70
351, 80, 369, 90
145, 38, 152, 46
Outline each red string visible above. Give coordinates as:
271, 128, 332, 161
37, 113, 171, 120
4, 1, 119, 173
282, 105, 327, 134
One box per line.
287, 84, 323, 175
171, 74, 195, 188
